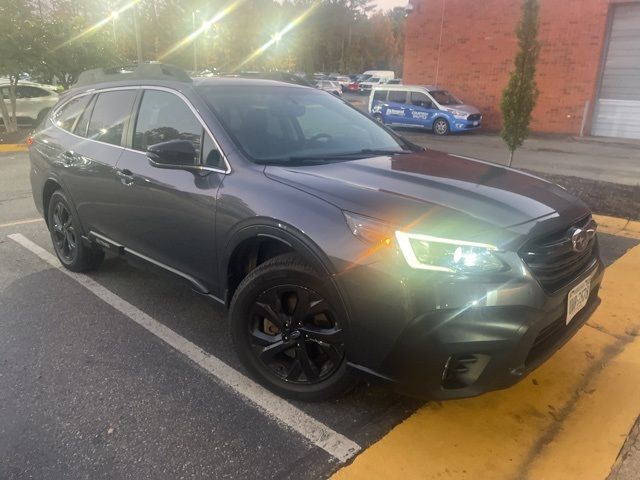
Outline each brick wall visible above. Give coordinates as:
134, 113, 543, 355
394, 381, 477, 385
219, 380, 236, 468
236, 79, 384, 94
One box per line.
403, 0, 611, 134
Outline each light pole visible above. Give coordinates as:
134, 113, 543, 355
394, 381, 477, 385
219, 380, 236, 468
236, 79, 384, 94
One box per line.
192, 10, 199, 73
133, 4, 143, 64
110, 11, 119, 48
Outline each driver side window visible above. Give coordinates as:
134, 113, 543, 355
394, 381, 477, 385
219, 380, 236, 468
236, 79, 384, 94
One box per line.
411, 92, 434, 109
133, 90, 203, 161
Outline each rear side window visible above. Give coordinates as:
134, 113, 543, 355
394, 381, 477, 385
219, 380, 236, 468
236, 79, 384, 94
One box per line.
373, 90, 387, 102
53, 95, 92, 132
73, 96, 95, 137
87, 90, 137, 146
388, 91, 407, 103
16, 86, 51, 98
133, 90, 202, 157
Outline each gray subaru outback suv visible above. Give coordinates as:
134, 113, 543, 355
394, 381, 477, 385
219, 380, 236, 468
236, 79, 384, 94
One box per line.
29, 64, 603, 401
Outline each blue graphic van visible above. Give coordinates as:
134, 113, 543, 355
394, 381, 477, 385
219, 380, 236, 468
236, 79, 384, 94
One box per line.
369, 85, 482, 135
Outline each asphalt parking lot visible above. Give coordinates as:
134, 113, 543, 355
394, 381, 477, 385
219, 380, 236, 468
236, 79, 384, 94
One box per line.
2, 151, 640, 479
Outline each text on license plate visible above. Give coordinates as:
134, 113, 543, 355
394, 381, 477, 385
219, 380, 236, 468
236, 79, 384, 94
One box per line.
566, 276, 591, 325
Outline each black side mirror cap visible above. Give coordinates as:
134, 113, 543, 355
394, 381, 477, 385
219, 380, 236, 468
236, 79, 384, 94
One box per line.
147, 139, 197, 168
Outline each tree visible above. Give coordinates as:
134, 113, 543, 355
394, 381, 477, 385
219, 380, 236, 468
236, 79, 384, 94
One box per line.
0, 0, 43, 133
500, 0, 540, 167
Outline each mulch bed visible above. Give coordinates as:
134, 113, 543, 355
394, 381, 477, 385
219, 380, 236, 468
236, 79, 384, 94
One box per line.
0, 127, 30, 144
526, 170, 640, 221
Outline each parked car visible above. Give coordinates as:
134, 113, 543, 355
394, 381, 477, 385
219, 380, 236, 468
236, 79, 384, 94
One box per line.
360, 70, 395, 82
328, 75, 351, 92
359, 77, 387, 94
235, 71, 312, 87
315, 80, 342, 96
29, 64, 603, 402
0, 82, 59, 126
369, 84, 482, 135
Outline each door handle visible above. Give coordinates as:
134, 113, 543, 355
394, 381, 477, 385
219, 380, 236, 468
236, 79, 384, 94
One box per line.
116, 168, 135, 186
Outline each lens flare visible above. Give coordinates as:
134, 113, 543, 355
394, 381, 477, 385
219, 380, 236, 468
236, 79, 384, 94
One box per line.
158, 0, 243, 61
52, 0, 140, 51
231, 2, 320, 72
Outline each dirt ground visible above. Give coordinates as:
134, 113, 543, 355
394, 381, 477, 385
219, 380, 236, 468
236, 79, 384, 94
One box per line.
526, 170, 640, 221
0, 127, 30, 144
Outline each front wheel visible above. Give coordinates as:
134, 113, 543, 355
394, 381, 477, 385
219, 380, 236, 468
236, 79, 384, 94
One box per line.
230, 254, 354, 401
433, 118, 450, 136
373, 113, 384, 124
47, 190, 104, 272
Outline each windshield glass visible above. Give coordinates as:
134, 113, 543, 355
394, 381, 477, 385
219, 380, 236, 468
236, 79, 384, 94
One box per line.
429, 90, 463, 105
197, 85, 406, 163
368, 77, 380, 83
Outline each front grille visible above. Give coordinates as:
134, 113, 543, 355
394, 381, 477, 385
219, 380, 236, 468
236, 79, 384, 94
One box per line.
519, 215, 598, 293
467, 114, 481, 121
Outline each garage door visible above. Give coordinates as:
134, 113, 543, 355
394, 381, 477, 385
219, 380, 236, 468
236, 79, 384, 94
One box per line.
591, 3, 640, 140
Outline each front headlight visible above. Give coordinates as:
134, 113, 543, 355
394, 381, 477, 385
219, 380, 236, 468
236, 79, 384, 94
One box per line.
448, 109, 468, 119
395, 231, 503, 273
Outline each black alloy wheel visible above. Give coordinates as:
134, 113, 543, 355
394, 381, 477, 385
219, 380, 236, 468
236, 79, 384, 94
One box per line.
47, 190, 104, 272
230, 253, 354, 401
51, 200, 78, 263
249, 284, 345, 384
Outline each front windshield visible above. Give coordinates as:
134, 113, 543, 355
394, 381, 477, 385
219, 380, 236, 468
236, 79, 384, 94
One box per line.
429, 90, 463, 105
197, 85, 406, 163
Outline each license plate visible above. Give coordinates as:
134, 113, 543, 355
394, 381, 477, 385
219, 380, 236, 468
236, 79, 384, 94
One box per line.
566, 276, 591, 325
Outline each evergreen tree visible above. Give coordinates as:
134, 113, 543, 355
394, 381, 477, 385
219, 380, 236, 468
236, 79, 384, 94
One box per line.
500, 0, 540, 167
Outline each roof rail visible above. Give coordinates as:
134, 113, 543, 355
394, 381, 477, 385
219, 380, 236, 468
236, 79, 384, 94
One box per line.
74, 63, 192, 87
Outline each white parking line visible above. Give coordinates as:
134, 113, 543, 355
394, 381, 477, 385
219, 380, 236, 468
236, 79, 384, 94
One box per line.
8, 233, 361, 463
0, 218, 44, 228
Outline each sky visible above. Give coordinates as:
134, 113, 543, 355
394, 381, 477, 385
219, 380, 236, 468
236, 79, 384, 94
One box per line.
374, 0, 408, 10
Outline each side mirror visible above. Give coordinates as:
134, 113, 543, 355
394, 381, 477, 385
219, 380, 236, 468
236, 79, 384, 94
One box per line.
147, 139, 197, 168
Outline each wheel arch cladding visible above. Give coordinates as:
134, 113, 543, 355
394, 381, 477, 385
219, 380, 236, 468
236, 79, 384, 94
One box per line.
42, 178, 62, 226
224, 223, 337, 308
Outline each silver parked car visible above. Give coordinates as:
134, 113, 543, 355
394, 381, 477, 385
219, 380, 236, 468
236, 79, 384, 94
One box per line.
0, 82, 59, 126
315, 80, 342, 96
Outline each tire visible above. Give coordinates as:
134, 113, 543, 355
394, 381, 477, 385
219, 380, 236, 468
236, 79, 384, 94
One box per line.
230, 253, 354, 401
373, 113, 385, 124
433, 118, 450, 136
47, 190, 104, 272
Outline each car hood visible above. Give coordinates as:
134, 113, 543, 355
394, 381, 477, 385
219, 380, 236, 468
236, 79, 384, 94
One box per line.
443, 104, 481, 115
264, 150, 589, 247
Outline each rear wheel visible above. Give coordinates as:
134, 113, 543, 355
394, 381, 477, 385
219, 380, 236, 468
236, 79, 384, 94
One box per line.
47, 190, 104, 272
433, 118, 450, 136
230, 253, 354, 401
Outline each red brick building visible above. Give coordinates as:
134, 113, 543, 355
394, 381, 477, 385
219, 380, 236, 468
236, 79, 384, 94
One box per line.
403, 0, 640, 139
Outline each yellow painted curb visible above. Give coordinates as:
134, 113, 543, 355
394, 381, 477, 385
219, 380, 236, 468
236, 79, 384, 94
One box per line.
332, 244, 640, 480
594, 214, 640, 240
0, 144, 28, 153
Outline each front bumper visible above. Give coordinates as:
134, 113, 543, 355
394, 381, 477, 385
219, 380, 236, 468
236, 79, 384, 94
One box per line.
450, 117, 482, 132
339, 252, 604, 400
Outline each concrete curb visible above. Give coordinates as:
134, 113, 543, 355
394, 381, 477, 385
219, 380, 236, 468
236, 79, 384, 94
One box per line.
0, 144, 28, 153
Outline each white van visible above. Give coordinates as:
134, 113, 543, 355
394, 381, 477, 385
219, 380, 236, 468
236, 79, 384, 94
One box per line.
358, 70, 395, 94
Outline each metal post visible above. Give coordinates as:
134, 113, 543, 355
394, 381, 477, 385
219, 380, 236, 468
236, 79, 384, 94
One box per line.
133, 4, 143, 64
192, 11, 198, 73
